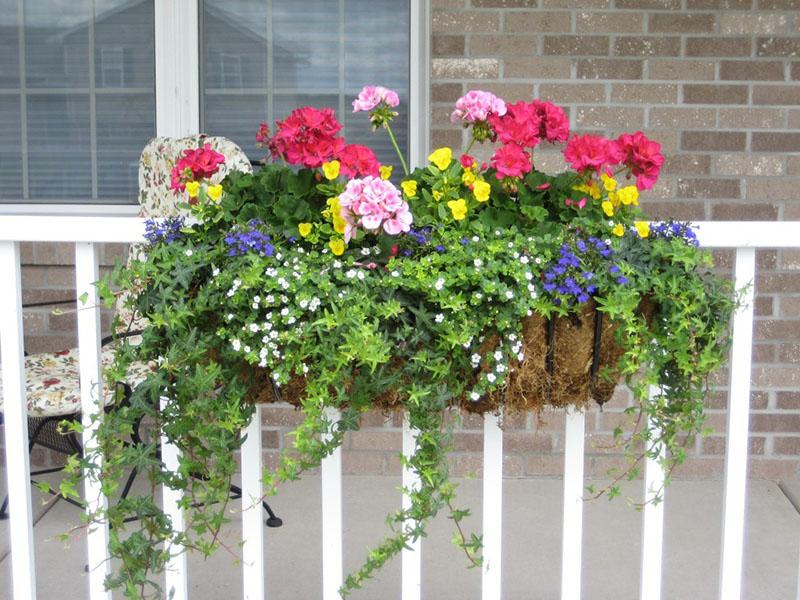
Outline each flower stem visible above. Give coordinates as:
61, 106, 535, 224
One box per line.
463, 135, 476, 157
384, 122, 410, 176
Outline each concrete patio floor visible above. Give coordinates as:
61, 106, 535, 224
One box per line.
1, 471, 799, 599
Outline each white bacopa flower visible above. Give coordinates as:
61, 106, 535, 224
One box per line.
299, 299, 309, 309
470, 391, 481, 401
496, 364, 506, 373
471, 353, 482, 366
280, 295, 288, 303
434, 313, 444, 323
527, 310, 533, 316
507, 242, 514, 248
226, 313, 234, 321
270, 330, 278, 339
280, 307, 289, 316
258, 358, 267, 367
243, 345, 251, 353
253, 295, 261, 303
604, 239, 612, 245
249, 323, 259, 333
185, 249, 193, 257
287, 316, 296, 325
513, 252, 520, 259
475, 292, 483, 299
346, 269, 357, 279
520, 255, 529, 264
231, 339, 241, 351
487, 373, 496, 383
534, 256, 542, 264
266, 268, 277, 277
434, 277, 445, 290
333, 260, 342, 268
493, 350, 503, 361
357, 271, 365, 280
302, 363, 309, 374
265, 294, 275, 303
212, 267, 220, 277
474, 258, 483, 268
505, 290, 514, 299
472, 236, 479, 242
275, 252, 283, 261
361, 248, 371, 256
391, 270, 400, 277
517, 352, 525, 361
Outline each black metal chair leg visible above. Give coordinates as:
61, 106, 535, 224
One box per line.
227, 483, 282, 527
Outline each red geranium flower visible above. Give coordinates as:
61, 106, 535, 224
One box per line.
616, 131, 664, 191
268, 106, 345, 169
490, 143, 533, 179
563, 134, 624, 174
337, 144, 382, 178
169, 143, 226, 192
530, 100, 570, 144
489, 101, 541, 148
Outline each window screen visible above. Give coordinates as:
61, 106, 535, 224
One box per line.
201, 0, 410, 171
0, 0, 156, 205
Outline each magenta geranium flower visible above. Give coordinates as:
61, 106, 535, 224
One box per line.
337, 144, 382, 178
170, 143, 226, 192
268, 106, 345, 169
563, 134, 624, 174
489, 101, 541, 148
531, 100, 570, 144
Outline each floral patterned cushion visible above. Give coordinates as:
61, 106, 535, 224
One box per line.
114, 135, 253, 332
0, 136, 249, 418
0, 346, 154, 418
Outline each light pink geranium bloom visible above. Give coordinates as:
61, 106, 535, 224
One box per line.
450, 90, 507, 124
352, 86, 400, 112
338, 176, 412, 241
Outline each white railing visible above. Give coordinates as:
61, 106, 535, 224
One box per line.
1, 216, 799, 600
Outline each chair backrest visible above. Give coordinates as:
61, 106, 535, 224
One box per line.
114, 135, 253, 332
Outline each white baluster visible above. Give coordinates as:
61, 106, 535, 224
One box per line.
640, 387, 666, 600
75, 242, 111, 600
0, 241, 37, 600
561, 407, 585, 600
401, 415, 421, 600
242, 404, 265, 600
321, 407, 343, 600
161, 396, 188, 600
719, 247, 756, 600
482, 412, 504, 600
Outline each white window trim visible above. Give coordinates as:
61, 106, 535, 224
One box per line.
1, 0, 428, 215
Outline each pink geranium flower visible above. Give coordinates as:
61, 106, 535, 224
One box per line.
563, 134, 624, 174
450, 90, 507, 124
337, 144, 382, 178
616, 131, 664, 190
352, 86, 400, 112
490, 143, 533, 179
338, 176, 412, 241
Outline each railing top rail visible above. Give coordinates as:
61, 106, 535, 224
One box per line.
0, 216, 799, 248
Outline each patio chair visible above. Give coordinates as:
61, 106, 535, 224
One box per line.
0, 135, 281, 528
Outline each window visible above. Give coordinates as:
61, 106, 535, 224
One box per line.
0, 0, 156, 205
200, 0, 411, 171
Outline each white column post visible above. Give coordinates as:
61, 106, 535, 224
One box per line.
0, 241, 37, 600
242, 404, 265, 600
321, 407, 343, 600
719, 247, 756, 600
401, 415, 421, 600
640, 387, 666, 600
75, 242, 112, 600
155, 0, 200, 137
561, 407, 586, 600
482, 412, 504, 600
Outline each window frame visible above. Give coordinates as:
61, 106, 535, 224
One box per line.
0, 0, 429, 215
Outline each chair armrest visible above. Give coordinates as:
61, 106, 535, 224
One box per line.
101, 329, 144, 347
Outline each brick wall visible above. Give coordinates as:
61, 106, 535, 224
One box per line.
9, 2, 800, 479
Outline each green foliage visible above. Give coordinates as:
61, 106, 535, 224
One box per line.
66, 152, 735, 598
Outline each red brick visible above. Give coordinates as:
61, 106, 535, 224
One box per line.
712, 203, 780, 220
576, 11, 643, 33
576, 58, 643, 80
774, 436, 800, 455
719, 107, 785, 129
470, 35, 538, 56
647, 59, 716, 81
751, 131, 800, 152
683, 84, 749, 105
777, 391, 800, 409
756, 319, 800, 341
721, 13, 789, 34
702, 435, 765, 455
539, 83, 607, 103
755, 296, 774, 317
504, 57, 571, 79
663, 154, 711, 175
720, 61, 786, 81
686, 37, 752, 57
432, 10, 501, 33
757, 37, 800, 57
751, 413, 800, 432
649, 107, 716, 129
753, 85, 800, 106
472, 0, 536, 5
432, 83, 462, 103
649, 14, 716, 33
688, 0, 752, 6
759, 0, 800, 7
614, 37, 680, 57
616, 0, 680, 7
682, 131, 747, 151
712, 154, 784, 176
611, 83, 677, 104
433, 35, 465, 57
502, 11, 572, 33
543, 35, 609, 57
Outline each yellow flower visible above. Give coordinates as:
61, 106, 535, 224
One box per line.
473, 179, 491, 202
401, 180, 418, 198
612, 223, 625, 237
601, 200, 615, 217
333, 215, 347, 234
635, 221, 650, 238
207, 184, 223, 202
617, 185, 640, 206
574, 181, 601, 200
322, 160, 340, 180
298, 222, 312, 237
461, 169, 476, 186
329, 238, 345, 255
447, 198, 468, 221
608, 190, 619, 206
600, 173, 617, 192
185, 181, 200, 198
379, 165, 393, 180
432, 190, 443, 202
428, 147, 453, 171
